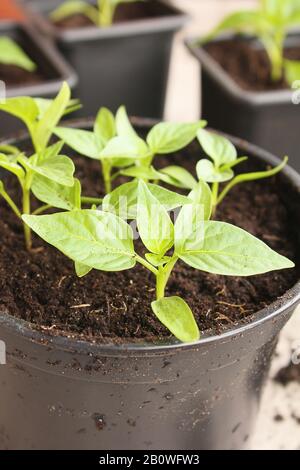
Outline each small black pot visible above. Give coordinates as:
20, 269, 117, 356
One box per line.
26, 0, 188, 119
0, 21, 77, 138
185, 35, 300, 173
0, 120, 299, 450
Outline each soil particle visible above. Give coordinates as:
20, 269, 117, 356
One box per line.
0, 63, 43, 88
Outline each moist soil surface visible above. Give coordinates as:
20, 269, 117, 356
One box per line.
204, 38, 300, 92
0, 63, 43, 87
0, 140, 299, 343
52, 2, 171, 29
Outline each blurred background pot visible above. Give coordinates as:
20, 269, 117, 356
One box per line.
0, 122, 299, 450
25, 0, 188, 119
0, 21, 77, 137
186, 35, 300, 173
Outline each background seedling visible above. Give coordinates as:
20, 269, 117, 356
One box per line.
50, 0, 142, 27
0, 37, 37, 72
201, 0, 300, 84
23, 179, 294, 342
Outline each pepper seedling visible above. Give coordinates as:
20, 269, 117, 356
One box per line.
50, 0, 141, 27
0, 37, 37, 72
201, 0, 300, 84
0, 82, 80, 154
154, 128, 287, 211
22, 179, 294, 342
54, 105, 206, 194
0, 141, 76, 250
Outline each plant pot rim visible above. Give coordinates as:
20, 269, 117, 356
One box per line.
0, 116, 299, 353
185, 34, 297, 107
0, 20, 77, 96
26, 0, 190, 42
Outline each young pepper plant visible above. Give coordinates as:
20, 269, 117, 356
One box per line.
201, 0, 300, 84
154, 128, 288, 212
50, 0, 142, 27
0, 37, 37, 72
0, 141, 76, 250
54, 105, 206, 194
0, 82, 79, 154
22, 179, 294, 342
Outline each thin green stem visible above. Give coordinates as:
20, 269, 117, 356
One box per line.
81, 196, 103, 205
98, 0, 116, 26
217, 180, 235, 206
156, 256, 178, 300
211, 182, 219, 215
22, 184, 32, 250
32, 204, 51, 216
101, 159, 112, 194
135, 255, 158, 276
0, 188, 22, 218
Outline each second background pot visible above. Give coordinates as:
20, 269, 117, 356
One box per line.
26, 0, 188, 119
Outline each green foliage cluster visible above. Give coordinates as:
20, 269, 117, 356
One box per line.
202, 0, 300, 84
0, 83, 293, 342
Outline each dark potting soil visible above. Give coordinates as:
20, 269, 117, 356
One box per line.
0, 140, 299, 343
204, 38, 300, 92
0, 63, 43, 87
53, 2, 170, 29
274, 362, 300, 386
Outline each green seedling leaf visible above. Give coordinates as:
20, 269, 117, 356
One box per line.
115, 105, 139, 140
136, 180, 174, 255
94, 107, 116, 145
0, 153, 25, 182
145, 253, 171, 267
197, 129, 237, 167
0, 96, 39, 129
22, 210, 136, 271
147, 121, 206, 154
35, 82, 71, 151
284, 59, 300, 85
176, 220, 294, 276
34, 97, 80, 120
202, 10, 271, 43
100, 135, 149, 160
0, 144, 20, 155
75, 261, 92, 277
38, 140, 64, 161
50, 0, 98, 24
0, 37, 36, 72
196, 159, 233, 183
159, 165, 197, 189
54, 127, 102, 159
103, 180, 191, 219
151, 296, 200, 343
120, 166, 160, 180
175, 180, 212, 253
25, 154, 75, 186
32, 176, 81, 210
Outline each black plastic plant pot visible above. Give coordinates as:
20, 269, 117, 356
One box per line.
185, 35, 300, 173
0, 122, 299, 450
26, 0, 188, 120
0, 21, 77, 138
